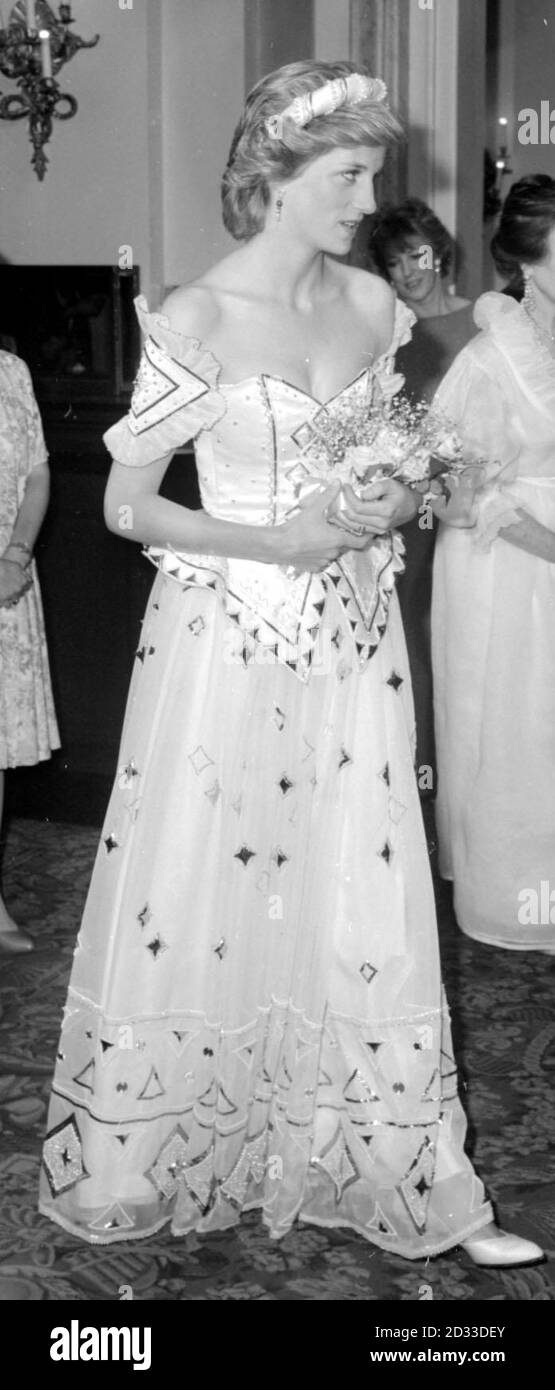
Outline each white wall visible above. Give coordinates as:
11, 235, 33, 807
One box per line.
0, 0, 152, 290
509, 0, 555, 183
160, 0, 244, 293
314, 0, 350, 60
406, 0, 487, 300
487, 1, 555, 203
0, 1, 245, 305
160, 0, 354, 293
9, 0, 541, 311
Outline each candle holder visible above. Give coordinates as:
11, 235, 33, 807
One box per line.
0, 1, 99, 180
494, 118, 513, 190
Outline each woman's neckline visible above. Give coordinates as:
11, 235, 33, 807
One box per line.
411, 302, 473, 325
217, 365, 373, 409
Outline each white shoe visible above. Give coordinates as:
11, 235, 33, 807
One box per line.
461, 1229, 545, 1268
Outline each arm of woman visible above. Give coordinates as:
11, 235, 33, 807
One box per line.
2, 350, 51, 561
498, 509, 555, 562
0, 464, 50, 605
428, 344, 531, 541
104, 458, 372, 573
3, 461, 50, 556
1, 362, 51, 601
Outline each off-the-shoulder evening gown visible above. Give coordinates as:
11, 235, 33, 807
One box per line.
39, 297, 492, 1255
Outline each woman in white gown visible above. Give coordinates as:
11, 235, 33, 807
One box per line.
40, 62, 541, 1266
432, 175, 555, 953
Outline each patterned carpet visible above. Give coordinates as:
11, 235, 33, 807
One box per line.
0, 811, 553, 1302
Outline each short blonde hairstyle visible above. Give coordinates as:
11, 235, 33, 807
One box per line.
222, 60, 404, 242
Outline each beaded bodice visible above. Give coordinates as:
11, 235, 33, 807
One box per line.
104, 297, 414, 680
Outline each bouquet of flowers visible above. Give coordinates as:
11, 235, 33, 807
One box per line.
291, 375, 482, 521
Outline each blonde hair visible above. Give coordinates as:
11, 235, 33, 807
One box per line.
222, 60, 403, 242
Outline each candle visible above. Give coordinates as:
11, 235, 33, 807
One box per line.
39, 29, 52, 78
26, 0, 37, 31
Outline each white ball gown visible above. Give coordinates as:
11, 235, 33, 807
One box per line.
432, 293, 555, 951
39, 296, 492, 1254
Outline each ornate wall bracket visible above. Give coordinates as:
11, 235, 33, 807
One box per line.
0, 1, 99, 179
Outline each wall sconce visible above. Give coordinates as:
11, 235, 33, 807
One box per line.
494, 117, 513, 186
0, 1, 99, 180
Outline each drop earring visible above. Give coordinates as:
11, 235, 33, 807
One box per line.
522, 266, 535, 313
434, 255, 441, 275
275, 189, 284, 222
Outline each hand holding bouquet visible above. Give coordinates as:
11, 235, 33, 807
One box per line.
291, 376, 485, 536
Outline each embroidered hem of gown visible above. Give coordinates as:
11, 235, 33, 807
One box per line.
38, 1198, 493, 1259
40, 985, 494, 1256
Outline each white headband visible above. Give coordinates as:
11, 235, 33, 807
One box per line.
266, 74, 387, 140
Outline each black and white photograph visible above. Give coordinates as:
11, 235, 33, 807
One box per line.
0, 0, 554, 1348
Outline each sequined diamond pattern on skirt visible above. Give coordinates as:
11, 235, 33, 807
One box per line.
40, 299, 492, 1254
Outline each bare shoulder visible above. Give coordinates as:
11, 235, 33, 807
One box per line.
159, 281, 222, 341
345, 265, 395, 313
331, 261, 394, 318
159, 246, 251, 338
333, 264, 396, 350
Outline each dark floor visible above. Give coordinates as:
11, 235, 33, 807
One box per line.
0, 792, 553, 1302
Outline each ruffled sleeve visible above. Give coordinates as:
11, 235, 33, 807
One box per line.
473, 291, 555, 423
432, 327, 523, 549
372, 297, 416, 402
390, 297, 416, 354
103, 295, 227, 468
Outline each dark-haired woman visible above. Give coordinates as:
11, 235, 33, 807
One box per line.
40, 65, 541, 1268
368, 198, 477, 782
369, 197, 475, 401
431, 174, 555, 954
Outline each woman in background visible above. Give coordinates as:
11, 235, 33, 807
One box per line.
431, 174, 555, 952
368, 198, 478, 784
0, 348, 60, 952
369, 197, 475, 402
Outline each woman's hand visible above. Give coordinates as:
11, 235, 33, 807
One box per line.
429, 466, 482, 528
278, 483, 375, 572
0, 558, 32, 609
327, 477, 419, 535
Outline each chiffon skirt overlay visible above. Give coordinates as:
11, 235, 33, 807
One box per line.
40, 571, 492, 1255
